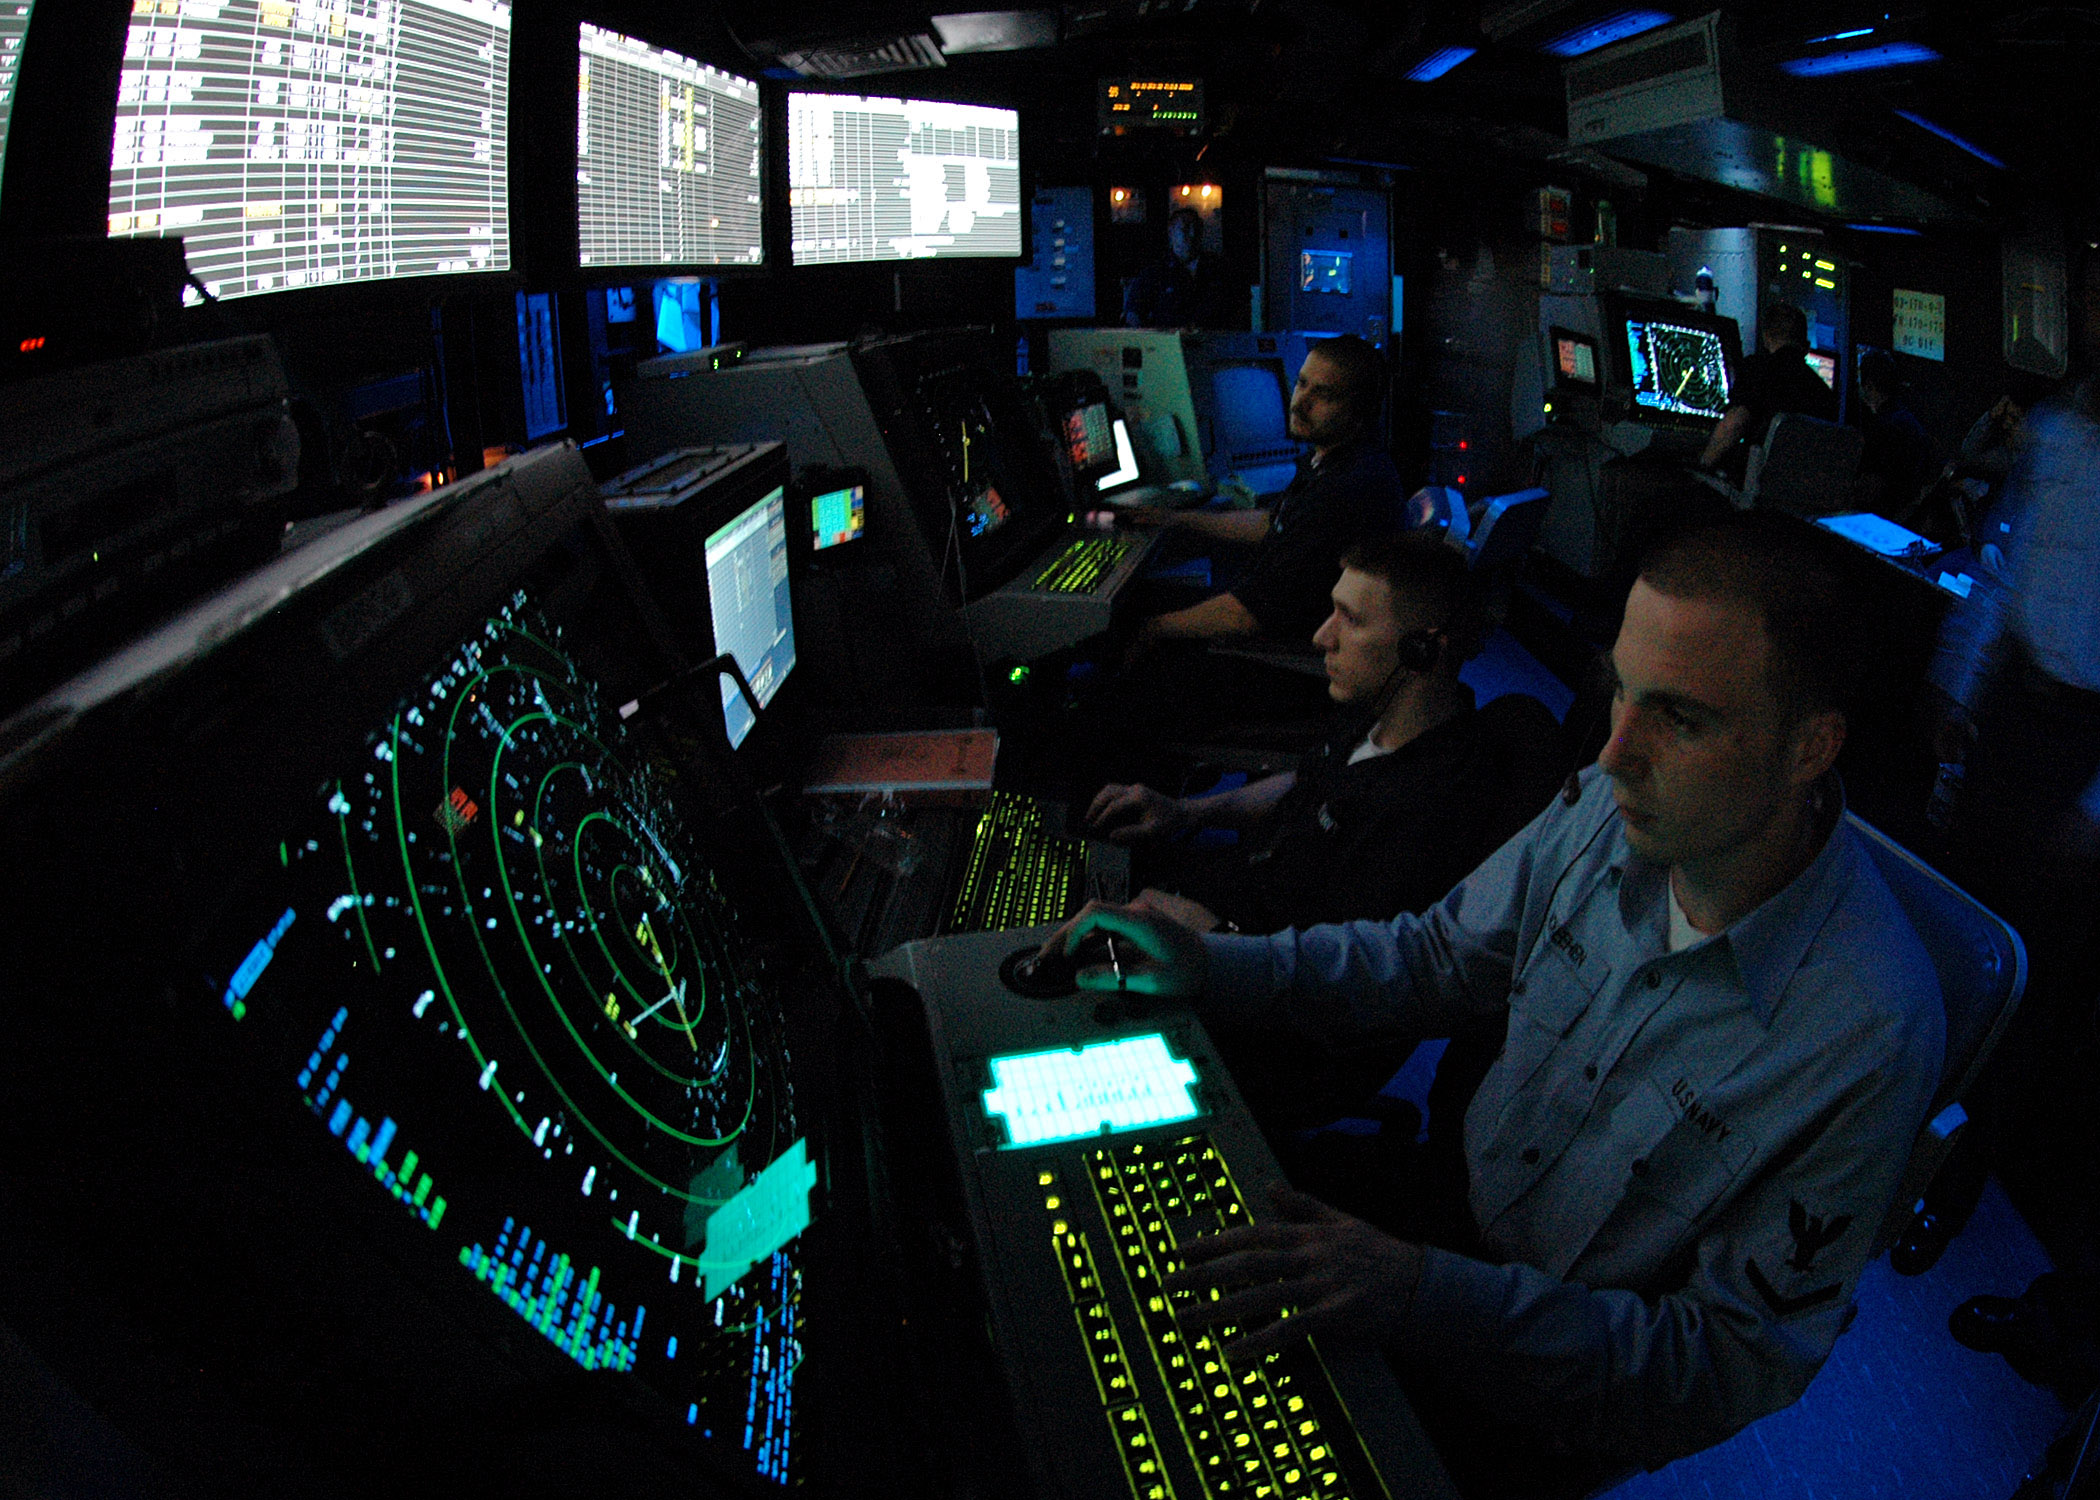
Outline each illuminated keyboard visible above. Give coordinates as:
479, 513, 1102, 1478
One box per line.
946, 792, 1088, 933
1032, 535, 1141, 595
1046, 1133, 1390, 1500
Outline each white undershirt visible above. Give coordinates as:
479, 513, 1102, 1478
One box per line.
1346, 732, 1395, 766
1667, 876, 1702, 952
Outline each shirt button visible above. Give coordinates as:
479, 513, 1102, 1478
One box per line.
1631, 1158, 1649, 1178
1646, 970, 1662, 989
1521, 1146, 1541, 1165
1584, 1064, 1599, 1081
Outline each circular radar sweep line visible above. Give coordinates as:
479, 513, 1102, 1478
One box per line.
489, 725, 753, 1153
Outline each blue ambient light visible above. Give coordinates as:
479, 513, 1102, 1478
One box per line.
1405, 46, 1476, 82
1542, 10, 1673, 58
1845, 223, 1926, 236
1893, 109, 2007, 169
1779, 41, 1940, 76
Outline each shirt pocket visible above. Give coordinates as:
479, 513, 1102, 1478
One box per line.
1611, 1076, 1757, 1234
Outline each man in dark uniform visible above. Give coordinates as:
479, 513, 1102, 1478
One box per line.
1123, 334, 1404, 660
1854, 348, 1939, 522
1122, 206, 1238, 329
1698, 301, 1839, 474
1086, 533, 1559, 934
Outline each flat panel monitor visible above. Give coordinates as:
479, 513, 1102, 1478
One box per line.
576, 24, 763, 269
1805, 350, 1837, 389
787, 92, 1021, 265
1062, 399, 1115, 479
811, 480, 865, 550
108, 0, 512, 300
0, 1, 33, 211
1210, 362, 1290, 456
1553, 329, 1599, 386
0, 447, 823, 1488
705, 484, 796, 748
1623, 316, 1732, 421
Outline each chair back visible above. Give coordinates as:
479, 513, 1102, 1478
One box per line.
1749, 413, 1865, 517
1466, 489, 1551, 575
1846, 814, 2027, 1257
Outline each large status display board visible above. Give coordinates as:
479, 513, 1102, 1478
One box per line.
787, 91, 1020, 265
109, 0, 512, 300
576, 22, 763, 269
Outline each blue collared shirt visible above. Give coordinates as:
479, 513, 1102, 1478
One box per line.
1201, 767, 1943, 1466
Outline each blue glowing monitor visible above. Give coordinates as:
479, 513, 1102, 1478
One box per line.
705, 485, 796, 748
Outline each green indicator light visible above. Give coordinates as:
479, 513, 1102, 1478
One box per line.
982, 1034, 1202, 1147
1009, 665, 1031, 684
694, 1137, 816, 1298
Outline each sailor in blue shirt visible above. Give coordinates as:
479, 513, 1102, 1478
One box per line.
1047, 514, 1944, 1476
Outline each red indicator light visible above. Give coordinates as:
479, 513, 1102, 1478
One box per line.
1455, 475, 1467, 486
1458, 439, 1469, 450
18, 336, 45, 352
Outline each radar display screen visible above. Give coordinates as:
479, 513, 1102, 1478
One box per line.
1625, 318, 1732, 420
207, 587, 810, 1484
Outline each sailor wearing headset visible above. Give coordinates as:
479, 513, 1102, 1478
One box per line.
1044, 512, 1944, 1491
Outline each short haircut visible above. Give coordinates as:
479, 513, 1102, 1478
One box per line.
1337, 531, 1483, 664
1763, 301, 1809, 348
1167, 206, 1203, 231
1857, 348, 1899, 395
1302, 334, 1385, 430
1635, 512, 1861, 722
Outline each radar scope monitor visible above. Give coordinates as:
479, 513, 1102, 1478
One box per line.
787, 92, 1021, 265
577, 24, 763, 268
1624, 317, 1732, 420
109, 0, 512, 299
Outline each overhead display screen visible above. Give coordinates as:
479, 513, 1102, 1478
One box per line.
0, 2, 33, 211
108, 0, 512, 300
787, 91, 1020, 265
576, 23, 763, 269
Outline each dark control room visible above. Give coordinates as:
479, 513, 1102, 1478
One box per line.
0, 2, 2097, 1496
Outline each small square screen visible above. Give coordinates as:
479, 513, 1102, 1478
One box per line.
1556, 335, 1598, 385
811, 484, 865, 550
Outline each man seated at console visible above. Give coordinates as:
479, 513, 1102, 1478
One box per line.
1122, 334, 1405, 663
1086, 533, 1557, 935
1045, 514, 1944, 1489
1698, 302, 1839, 474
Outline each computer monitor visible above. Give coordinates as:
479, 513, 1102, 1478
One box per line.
0, 447, 824, 1489
705, 484, 796, 749
786, 92, 1021, 264
107, 0, 512, 300
0, 1, 33, 212
1623, 315, 1732, 420
1552, 329, 1600, 386
1063, 400, 1116, 479
576, 24, 764, 269
810, 480, 866, 550
1805, 350, 1837, 389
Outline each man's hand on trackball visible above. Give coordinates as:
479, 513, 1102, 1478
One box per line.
1165, 1184, 1425, 1361
1035, 900, 1209, 997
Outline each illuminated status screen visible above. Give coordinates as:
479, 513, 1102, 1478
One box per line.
206, 588, 811, 1483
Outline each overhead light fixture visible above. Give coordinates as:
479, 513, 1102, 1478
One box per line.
1893, 108, 2007, 169
1778, 41, 1940, 76
1845, 222, 1924, 235
1541, 10, 1673, 58
931, 12, 1057, 54
1406, 46, 1476, 82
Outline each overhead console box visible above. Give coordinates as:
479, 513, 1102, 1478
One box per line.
1564, 12, 1984, 226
